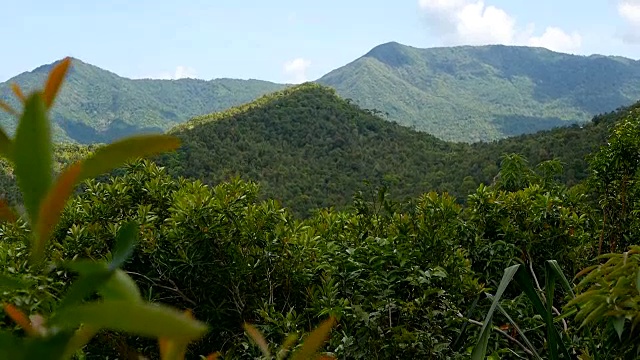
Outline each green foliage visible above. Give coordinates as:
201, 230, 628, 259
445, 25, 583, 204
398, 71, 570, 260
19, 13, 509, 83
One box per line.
0, 58, 286, 143
0, 59, 210, 360
319, 42, 640, 142
158, 83, 621, 217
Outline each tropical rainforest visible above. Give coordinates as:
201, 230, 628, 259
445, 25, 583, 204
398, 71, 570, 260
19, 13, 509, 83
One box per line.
0, 50, 640, 360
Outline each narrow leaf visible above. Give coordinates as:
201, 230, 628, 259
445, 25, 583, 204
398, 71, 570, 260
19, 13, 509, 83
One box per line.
43, 57, 71, 109
53, 300, 208, 340
13, 92, 52, 228
0, 200, 17, 223
0, 127, 11, 159
62, 325, 99, 359
55, 262, 113, 311
547, 260, 575, 298
292, 316, 336, 360
0, 100, 17, 116
11, 83, 25, 103
244, 323, 270, 358
79, 134, 180, 182
495, 302, 542, 359
3, 303, 36, 336
471, 265, 520, 360
0, 274, 32, 291
34, 162, 81, 262
110, 221, 138, 269
636, 270, 640, 294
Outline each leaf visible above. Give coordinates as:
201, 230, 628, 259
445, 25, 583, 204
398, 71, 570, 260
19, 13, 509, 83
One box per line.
547, 260, 575, 298
34, 162, 81, 262
612, 316, 625, 341
495, 302, 542, 359
110, 221, 138, 269
43, 57, 71, 109
13, 92, 52, 229
98, 269, 142, 303
636, 270, 640, 294
0, 127, 11, 159
0, 100, 17, 116
11, 83, 25, 103
52, 300, 208, 340
0, 274, 32, 292
244, 323, 270, 358
55, 261, 113, 311
78, 134, 180, 182
0, 200, 17, 223
3, 303, 36, 336
291, 316, 336, 360
471, 265, 520, 360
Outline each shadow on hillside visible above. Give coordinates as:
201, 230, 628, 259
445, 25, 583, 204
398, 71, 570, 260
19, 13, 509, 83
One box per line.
493, 115, 576, 137
59, 119, 164, 144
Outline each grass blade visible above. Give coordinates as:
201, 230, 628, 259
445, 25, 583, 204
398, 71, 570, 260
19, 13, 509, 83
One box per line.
471, 264, 520, 360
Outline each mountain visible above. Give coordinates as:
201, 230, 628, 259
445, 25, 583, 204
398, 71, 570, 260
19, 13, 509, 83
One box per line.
157, 82, 623, 216
0, 58, 286, 143
317, 41, 640, 142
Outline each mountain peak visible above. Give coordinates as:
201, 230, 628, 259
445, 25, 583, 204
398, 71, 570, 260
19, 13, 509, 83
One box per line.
362, 41, 417, 67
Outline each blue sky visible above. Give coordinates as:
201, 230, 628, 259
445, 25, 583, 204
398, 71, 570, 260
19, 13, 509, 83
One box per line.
1, 0, 640, 83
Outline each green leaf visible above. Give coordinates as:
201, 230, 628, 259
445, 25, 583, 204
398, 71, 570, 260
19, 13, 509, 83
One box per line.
0, 274, 32, 291
52, 300, 208, 341
55, 261, 113, 311
0, 127, 11, 159
547, 260, 575, 298
13, 92, 52, 228
110, 221, 139, 269
612, 316, 625, 341
495, 302, 542, 359
471, 264, 520, 360
99, 269, 142, 303
636, 270, 640, 294
291, 316, 336, 360
78, 134, 180, 182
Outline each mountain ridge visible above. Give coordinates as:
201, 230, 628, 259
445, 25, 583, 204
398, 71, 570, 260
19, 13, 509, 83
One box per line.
317, 41, 640, 141
4, 43, 640, 143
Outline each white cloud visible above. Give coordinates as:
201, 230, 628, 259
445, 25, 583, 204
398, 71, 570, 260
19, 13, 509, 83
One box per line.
154, 65, 197, 80
617, 0, 640, 43
528, 27, 582, 53
283, 58, 311, 83
418, 0, 582, 53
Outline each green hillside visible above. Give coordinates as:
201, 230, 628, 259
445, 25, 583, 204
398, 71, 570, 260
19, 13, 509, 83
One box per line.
318, 41, 640, 142
157, 82, 624, 216
0, 58, 286, 143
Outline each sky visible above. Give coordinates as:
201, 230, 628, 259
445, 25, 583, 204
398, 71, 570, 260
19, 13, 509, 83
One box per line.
1, 0, 640, 84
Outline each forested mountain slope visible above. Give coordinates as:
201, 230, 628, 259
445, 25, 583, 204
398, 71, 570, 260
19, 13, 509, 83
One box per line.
318, 41, 640, 142
158, 83, 627, 216
0, 58, 286, 143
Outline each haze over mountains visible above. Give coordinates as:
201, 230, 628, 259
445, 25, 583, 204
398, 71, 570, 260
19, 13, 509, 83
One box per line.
2, 41, 640, 143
